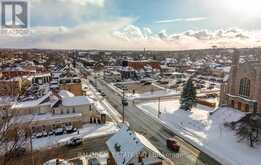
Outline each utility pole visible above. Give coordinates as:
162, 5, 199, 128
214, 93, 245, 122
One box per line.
122, 89, 125, 123
158, 97, 161, 118
122, 86, 128, 123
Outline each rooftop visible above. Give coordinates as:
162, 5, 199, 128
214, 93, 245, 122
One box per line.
106, 126, 163, 165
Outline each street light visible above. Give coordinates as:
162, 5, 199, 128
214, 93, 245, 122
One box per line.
122, 86, 128, 123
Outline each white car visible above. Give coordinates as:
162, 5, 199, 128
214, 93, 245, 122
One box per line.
55, 128, 64, 135
36, 132, 43, 138
43, 158, 68, 165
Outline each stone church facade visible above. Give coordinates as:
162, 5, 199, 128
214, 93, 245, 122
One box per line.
220, 50, 261, 113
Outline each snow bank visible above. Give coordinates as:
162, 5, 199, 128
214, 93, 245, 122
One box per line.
137, 100, 261, 165
127, 89, 179, 100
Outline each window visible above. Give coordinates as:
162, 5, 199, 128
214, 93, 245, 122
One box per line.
231, 100, 235, 108
239, 78, 250, 97
238, 102, 242, 111
245, 104, 249, 112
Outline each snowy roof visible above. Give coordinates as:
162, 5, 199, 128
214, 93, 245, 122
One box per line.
62, 96, 94, 107
58, 90, 74, 98
12, 113, 82, 124
11, 92, 52, 109
32, 73, 51, 78
106, 126, 163, 165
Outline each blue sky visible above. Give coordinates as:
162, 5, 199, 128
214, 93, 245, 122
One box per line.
2, 0, 261, 50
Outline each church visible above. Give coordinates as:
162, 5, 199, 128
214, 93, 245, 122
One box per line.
220, 50, 261, 113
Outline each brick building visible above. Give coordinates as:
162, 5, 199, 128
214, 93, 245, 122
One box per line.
0, 77, 22, 96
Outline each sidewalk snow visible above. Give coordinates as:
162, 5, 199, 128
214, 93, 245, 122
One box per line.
32, 122, 119, 150
137, 100, 261, 165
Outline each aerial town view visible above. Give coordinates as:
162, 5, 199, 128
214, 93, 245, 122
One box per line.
0, 0, 261, 165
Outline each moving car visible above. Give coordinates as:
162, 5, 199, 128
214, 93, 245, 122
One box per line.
166, 138, 180, 152
67, 137, 82, 146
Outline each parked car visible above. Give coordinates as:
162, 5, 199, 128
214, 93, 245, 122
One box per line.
67, 137, 82, 146
101, 92, 106, 97
36, 132, 43, 138
42, 131, 48, 137
65, 126, 77, 134
48, 131, 54, 136
55, 128, 64, 136
166, 138, 180, 152
88, 158, 101, 165
43, 159, 69, 165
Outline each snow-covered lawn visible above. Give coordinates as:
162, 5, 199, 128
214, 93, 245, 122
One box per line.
137, 100, 261, 165
127, 89, 179, 100
33, 122, 119, 150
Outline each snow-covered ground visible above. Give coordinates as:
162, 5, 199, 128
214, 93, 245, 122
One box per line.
127, 89, 179, 100
137, 100, 261, 165
33, 122, 119, 150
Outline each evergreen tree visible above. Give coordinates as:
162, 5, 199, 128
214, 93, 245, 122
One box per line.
180, 78, 197, 111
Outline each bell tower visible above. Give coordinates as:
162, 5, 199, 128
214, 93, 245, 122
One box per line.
230, 49, 240, 95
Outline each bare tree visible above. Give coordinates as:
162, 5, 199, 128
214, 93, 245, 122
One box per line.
0, 102, 32, 165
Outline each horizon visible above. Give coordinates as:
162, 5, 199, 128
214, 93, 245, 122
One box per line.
1, 0, 261, 50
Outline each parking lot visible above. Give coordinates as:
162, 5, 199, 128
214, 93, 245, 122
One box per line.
114, 81, 163, 94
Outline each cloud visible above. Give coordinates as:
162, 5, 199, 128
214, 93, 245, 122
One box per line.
155, 17, 208, 24
1, 22, 261, 50
32, 0, 105, 7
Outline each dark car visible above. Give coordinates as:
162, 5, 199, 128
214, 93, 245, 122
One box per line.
166, 138, 180, 152
101, 92, 106, 97
122, 99, 128, 106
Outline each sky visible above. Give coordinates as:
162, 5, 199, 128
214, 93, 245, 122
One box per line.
2, 0, 261, 50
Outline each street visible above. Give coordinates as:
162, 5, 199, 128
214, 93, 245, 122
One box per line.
2, 135, 110, 165
93, 77, 221, 165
